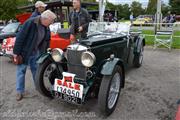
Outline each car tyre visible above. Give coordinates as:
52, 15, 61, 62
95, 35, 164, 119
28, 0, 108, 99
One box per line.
35, 57, 63, 98
133, 43, 144, 68
98, 65, 122, 116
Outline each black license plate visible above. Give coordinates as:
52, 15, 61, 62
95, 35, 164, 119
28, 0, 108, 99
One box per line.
52, 91, 82, 104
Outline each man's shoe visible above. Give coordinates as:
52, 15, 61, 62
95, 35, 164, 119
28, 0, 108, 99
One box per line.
16, 93, 23, 101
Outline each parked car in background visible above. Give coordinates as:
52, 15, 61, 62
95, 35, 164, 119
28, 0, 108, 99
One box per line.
133, 15, 154, 26
0, 23, 70, 59
0, 37, 15, 57
0, 22, 21, 43
0, 21, 5, 32
0, 25, 5, 32
0, 13, 32, 56
0, 13, 31, 43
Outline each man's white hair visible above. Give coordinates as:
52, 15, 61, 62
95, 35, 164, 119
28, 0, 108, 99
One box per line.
41, 10, 57, 20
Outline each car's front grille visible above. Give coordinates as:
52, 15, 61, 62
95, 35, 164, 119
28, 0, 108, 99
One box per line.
66, 49, 86, 80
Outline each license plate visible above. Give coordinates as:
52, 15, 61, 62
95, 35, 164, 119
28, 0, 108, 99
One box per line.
52, 91, 82, 104
53, 72, 84, 104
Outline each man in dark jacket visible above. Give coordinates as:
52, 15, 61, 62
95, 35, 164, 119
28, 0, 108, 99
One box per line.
69, 0, 91, 43
13, 10, 56, 101
31, 1, 47, 18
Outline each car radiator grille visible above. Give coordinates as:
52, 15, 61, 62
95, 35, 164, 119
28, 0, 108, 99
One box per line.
67, 49, 86, 80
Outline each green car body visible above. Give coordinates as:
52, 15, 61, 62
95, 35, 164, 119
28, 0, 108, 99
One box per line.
35, 22, 145, 116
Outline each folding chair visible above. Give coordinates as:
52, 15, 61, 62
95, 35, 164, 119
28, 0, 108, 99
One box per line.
154, 24, 174, 51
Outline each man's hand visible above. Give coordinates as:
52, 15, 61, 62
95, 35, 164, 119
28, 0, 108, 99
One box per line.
13, 54, 18, 63
12, 54, 23, 65
70, 34, 76, 44
78, 26, 83, 32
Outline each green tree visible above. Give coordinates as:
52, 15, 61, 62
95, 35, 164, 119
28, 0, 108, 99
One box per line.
106, 2, 131, 20
82, 0, 96, 2
130, 1, 144, 17
106, 2, 117, 10
0, 0, 18, 21
16, 0, 30, 6
146, 0, 157, 14
169, 0, 180, 14
161, 3, 170, 16
121, 4, 130, 19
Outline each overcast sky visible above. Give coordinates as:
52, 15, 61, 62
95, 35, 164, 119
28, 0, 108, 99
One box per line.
106, 0, 169, 7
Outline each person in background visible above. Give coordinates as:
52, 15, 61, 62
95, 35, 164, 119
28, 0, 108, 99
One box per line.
69, 0, 91, 43
13, 10, 56, 101
130, 12, 134, 24
31, 1, 47, 18
173, 14, 176, 23
108, 13, 113, 22
113, 16, 118, 22
166, 11, 171, 25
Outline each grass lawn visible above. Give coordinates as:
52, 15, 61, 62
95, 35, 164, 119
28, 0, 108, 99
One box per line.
118, 20, 130, 22
143, 30, 180, 49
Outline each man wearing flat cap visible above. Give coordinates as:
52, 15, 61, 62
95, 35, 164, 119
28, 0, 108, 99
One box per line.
31, 1, 47, 17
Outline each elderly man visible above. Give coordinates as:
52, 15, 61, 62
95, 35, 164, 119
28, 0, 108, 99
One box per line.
69, 0, 91, 43
31, 1, 47, 17
13, 10, 56, 101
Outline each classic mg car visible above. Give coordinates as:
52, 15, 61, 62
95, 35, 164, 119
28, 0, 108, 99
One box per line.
35, 22, 145, 116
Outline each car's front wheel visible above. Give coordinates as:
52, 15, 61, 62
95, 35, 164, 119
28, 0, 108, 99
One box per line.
35, 57, 63, 98
98, 65, 122, 116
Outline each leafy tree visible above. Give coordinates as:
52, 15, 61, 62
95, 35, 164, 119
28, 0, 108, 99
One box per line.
161, 3, 170, 16
106, 2, 117, 10
81, 0, 96, 2
146, 0, 157, 14
16, 0, 30, 6
121, 4, 130, 19
0, 0, 18, 21
0, 0, 36, 21
130, 1, 144, 17
106, 2, 130, 20
86, 0, 99, 10
169, 0, 180, 14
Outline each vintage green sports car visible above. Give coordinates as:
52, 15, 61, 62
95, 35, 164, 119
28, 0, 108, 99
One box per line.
35, 22, 145, 116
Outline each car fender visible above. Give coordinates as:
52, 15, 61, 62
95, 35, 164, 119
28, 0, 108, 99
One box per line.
101, 58, 125, 88
134, 36, 145, 54
36, 53, 51, 64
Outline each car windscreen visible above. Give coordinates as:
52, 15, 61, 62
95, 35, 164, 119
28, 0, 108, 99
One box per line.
87, 22, 130, 36
1, 23, 20, 33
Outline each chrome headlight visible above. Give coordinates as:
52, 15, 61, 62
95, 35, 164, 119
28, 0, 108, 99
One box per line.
81, 51, 96, 67
51, 48, 63, 62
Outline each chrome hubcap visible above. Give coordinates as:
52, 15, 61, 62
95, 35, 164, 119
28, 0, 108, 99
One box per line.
43, 63, 57, 91
108, 73, 121, 109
